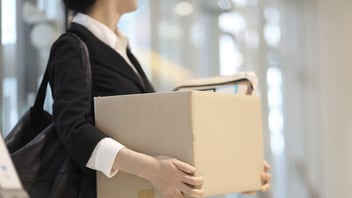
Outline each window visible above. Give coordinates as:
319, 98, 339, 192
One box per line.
1, 0, 16, 45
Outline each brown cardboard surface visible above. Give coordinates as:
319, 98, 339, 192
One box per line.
94, 91, 264, 197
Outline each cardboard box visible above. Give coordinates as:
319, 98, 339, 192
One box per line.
94, 91, 264, 198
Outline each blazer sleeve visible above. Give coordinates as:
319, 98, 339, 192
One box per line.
48, 35, 107, 169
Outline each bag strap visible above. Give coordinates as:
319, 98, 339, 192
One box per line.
33, 33, 91, 111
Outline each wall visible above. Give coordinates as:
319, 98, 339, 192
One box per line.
318, 0, 352, 197
281, 0, 352, 197
0, 0, 3, 132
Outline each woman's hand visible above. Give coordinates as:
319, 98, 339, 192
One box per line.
242, 160, 272, 195
147, 156, 204, 198
113, 148, 204, 198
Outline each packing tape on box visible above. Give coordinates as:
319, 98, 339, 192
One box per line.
138, 190, 156, 198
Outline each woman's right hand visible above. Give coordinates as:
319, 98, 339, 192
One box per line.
113, 148, 204, 198
147, 156, 204, 198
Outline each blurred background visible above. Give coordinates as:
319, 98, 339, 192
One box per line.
1, 0, 351, 198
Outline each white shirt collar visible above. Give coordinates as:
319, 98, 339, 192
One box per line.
72, 13, 129, 52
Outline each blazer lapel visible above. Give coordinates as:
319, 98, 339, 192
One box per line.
68, 23, 146, 91
88, 40, 146, 90
127, 48, 155, 92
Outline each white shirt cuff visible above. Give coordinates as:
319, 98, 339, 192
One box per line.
86, 137, 125, 178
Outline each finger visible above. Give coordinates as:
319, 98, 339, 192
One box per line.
179, 183, 204, 197
242, 191, 256, 195
173, 160, 196, 174
261, 183, 271, 192
264, 160, 271, 172
182, 174, 204, 186
183, 192, 204, 198
261, 173, 272, 184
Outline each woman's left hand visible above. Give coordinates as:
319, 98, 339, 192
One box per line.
242, 160, 272, 195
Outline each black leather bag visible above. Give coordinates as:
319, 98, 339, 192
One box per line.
5, 33, 93, 198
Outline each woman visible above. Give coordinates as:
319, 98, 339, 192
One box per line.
48, 0, 271, 197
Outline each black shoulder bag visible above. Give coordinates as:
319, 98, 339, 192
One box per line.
5, 33, 93, 198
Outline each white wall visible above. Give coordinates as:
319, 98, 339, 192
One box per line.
281, 0, 352, 197
318, 0, 352, 197
0, 0, 3, 131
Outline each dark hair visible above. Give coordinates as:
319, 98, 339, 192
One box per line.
63, 0, 97, 13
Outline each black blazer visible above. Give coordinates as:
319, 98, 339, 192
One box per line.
47, 23, 154, 197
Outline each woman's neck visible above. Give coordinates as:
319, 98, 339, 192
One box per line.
87, 3, 121, 33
